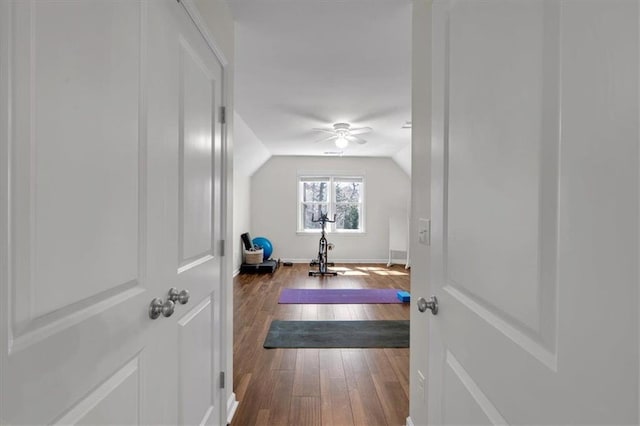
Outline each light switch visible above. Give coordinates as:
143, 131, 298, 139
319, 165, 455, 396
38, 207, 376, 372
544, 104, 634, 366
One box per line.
418, 218, 430, 245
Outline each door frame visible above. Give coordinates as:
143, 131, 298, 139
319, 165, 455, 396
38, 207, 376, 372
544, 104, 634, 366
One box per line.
408, 1, 433, 425
0, 1, 10, 419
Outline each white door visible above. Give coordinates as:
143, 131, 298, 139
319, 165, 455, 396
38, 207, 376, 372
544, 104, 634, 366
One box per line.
147, 2, 225, 425
0, 1, 225, 424
428, 1, 639, 424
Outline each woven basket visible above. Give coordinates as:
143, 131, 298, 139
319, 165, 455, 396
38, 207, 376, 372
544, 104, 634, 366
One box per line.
244, 249, 264, 265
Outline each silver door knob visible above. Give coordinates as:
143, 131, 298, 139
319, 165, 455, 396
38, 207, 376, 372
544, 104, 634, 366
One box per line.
168, 288, 190, 305
149, 298, 176, 319
417, 296, 438, 315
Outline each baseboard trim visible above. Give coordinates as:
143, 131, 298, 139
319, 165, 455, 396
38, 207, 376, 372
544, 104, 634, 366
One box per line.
406, 416, 415, 426
283, 258, 391, 264
226, 393, 239, 425
233, 268, 240, 277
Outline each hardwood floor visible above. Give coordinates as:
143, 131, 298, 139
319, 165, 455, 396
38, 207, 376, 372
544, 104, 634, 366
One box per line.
232, 263, 410, 426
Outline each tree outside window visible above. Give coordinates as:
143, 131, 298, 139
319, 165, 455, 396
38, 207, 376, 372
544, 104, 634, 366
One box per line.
298, 176, 364, 232
301, 179, 329, 230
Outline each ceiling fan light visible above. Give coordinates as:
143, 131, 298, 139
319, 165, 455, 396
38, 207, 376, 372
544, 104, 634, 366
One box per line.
335, 137, 349, 148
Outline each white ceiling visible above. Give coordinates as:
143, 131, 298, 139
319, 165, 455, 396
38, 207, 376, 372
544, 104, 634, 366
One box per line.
228, 0, 413, 158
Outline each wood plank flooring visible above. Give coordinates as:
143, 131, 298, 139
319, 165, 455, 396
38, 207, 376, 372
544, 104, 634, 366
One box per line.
232, 263, 410, 426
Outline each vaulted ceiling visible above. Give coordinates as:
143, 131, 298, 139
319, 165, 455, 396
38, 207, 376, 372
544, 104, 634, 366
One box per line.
228, 0, 413, 160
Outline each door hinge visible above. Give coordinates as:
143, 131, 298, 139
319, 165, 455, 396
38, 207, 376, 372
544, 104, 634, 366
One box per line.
220, 106, 226, 124
220, 371, 225, 389
219, 239, 225, 257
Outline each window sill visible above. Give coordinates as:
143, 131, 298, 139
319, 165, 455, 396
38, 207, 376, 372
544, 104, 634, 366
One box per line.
296, 231, 367, 237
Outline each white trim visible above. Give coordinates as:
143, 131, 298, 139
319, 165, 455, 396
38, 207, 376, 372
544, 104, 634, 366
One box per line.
443, 285, 557, 371
54, 358, 140, 425
178, 254, 214, 274
0, 7, 11, 420
179, 0, 228, 66
296, 231, 368, 237
226, 393, 239, 425
446, 351, 508, 425
199, 406, 214, 426
11, 286, 145, 354
232, 268, 240, 277
406, 417, 415, 426
284, 258, 394, 264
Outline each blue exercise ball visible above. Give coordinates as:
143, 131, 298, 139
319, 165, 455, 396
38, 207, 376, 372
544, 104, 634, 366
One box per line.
252, 237, 273, 260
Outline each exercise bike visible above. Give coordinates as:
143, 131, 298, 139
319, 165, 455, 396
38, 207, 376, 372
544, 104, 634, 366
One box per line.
308, 213, 338, 277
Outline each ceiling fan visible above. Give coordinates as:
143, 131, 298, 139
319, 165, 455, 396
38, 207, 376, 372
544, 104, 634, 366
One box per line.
312, 122, 372, 148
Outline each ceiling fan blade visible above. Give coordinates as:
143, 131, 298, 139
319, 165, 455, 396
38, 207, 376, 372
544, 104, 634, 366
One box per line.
348, 135, 368, 144
315, 134, 338, 143
312, 128, 336, 134
349, 127, 372, 135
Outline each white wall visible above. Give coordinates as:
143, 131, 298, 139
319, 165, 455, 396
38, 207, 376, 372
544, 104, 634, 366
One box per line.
393, 142, 412, 176
251, 156, 410, 262
233, 173, 251, 271
410, 1, 431, 425
233, 112, 271, 272
193, 0, 234, 60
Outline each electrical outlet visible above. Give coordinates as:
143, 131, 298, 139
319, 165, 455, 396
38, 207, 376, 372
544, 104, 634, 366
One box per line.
418, 219, 430, 245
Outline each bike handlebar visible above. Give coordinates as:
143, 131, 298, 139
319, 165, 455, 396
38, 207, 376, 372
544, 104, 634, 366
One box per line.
311, 213, 336, 223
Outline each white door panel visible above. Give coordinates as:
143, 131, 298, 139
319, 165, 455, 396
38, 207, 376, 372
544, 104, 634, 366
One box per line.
442, 0, 559, 362
20, 0, 142, 319
180, 38, 215, 263
1, 2, 152, 424
1, 1, 225, 424
447, 0, 551, 334
10, 0, 142, 339
429, 1, 638, 424
148, 2, 224, 424
175, 6, 224, 423
178, 297, 214, 426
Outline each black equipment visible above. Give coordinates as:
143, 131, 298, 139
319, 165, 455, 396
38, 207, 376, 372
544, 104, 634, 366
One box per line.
241, 232, 254, 250
240, 258, 279, 274
240, 231, 278, 274
309, 213, 338, 277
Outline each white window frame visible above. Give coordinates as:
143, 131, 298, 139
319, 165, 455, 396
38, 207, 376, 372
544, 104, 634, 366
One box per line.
297, 174, 365, 234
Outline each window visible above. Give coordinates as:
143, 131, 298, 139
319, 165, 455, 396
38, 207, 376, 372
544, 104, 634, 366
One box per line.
298, 175, 364, 233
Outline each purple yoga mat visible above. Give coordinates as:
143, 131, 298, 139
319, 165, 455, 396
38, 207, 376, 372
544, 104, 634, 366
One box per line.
278, 288, 403, 304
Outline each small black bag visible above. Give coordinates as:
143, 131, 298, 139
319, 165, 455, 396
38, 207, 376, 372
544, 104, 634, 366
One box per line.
241, 232, 253, 251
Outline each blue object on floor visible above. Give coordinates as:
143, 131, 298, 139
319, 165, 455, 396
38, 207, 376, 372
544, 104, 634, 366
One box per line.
252, 236, 273, 260
397, 291, 410, 302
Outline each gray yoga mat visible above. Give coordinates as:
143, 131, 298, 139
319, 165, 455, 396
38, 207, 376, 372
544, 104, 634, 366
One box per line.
278, 288, 403, 304
263, 320, 409, 348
